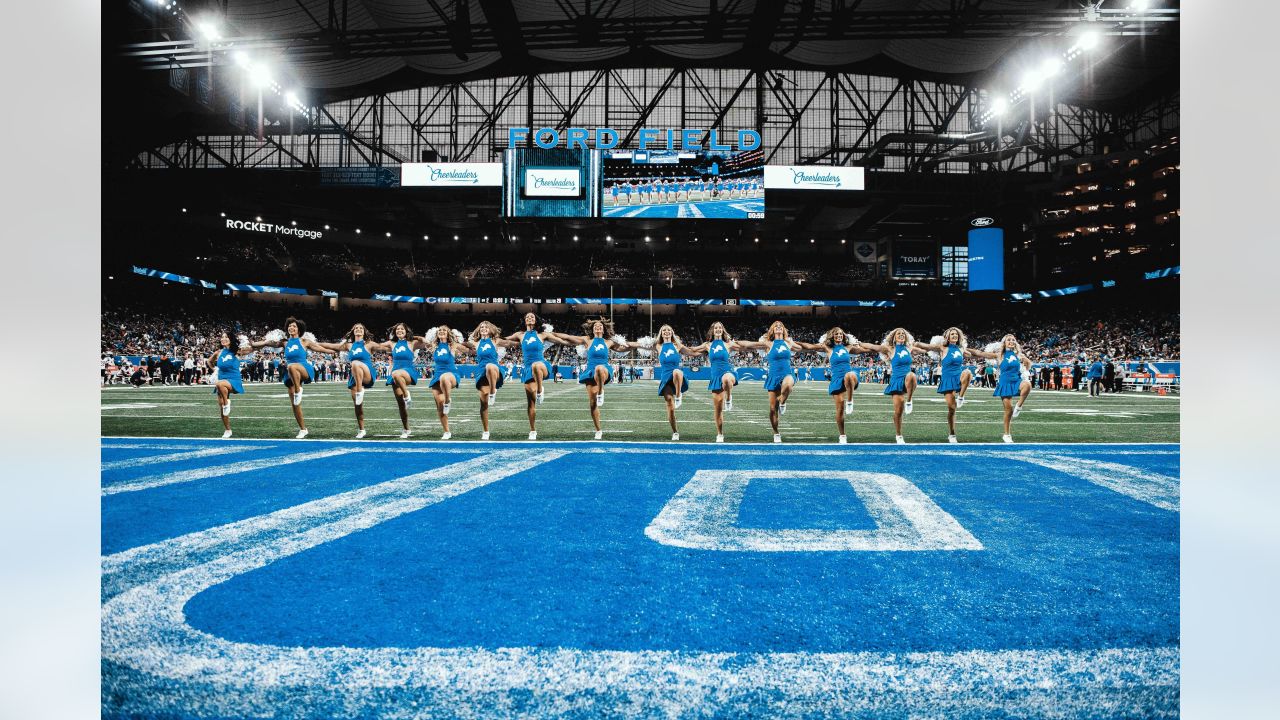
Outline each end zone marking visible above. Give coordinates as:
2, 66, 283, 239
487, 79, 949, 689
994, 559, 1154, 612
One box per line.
102, 448, 353, 496
102, 446, 260, 472
646, 470, 982, 552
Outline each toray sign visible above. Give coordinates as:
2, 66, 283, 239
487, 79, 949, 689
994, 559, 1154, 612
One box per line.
507, 127, 762, 152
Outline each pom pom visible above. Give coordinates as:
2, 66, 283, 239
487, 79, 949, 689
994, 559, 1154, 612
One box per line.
575, 345, 587, 358
637, 336, 655, 349
611, 334, 627, 347
265, 329, 285, 343
237, 334, 250, 349
451, 329, 464, 345
423, 327, 439, 343
496, 346, 507, 360
984, 341, 1002, 353
818, 333, 828, 345
542, 323, 554, 333
928, 335, 944, 360
637, 349, 652, 358
302, 332, 316, 343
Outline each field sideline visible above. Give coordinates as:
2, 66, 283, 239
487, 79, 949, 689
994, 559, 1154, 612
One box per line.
102, 378, 1180, 444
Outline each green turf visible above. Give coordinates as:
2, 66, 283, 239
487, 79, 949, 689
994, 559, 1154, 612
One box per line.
101, 379, 1180, 444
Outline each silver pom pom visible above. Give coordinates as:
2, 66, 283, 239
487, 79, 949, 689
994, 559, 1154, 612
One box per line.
423, 326, 439, 343
496, 346, 507, 360
339, 351, 350, 363
818, 333, 828, 345
575, 344, 587, 358
451, 328, 465, 345
302, 332, 316, 343
265, 329, 285, 343
542, 323, 554, 333
929, 335, 945, 360
637, 336, 655, 349
611, 334, 627, 347
237, 334, 250, 349
637, 348, 653, 358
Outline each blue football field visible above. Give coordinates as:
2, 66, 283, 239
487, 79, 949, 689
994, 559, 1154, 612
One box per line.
602, 197, 765, 218
101, 436, 1178, 718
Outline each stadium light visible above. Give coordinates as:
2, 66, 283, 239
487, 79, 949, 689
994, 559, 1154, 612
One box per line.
355, 228, 361, 234
784, 238, 789, 243
386, 232, 391, 237
606, 235, 612, 241
1022, 69, 1044, 91
324, 224, 330, 230
248, 63, 271, 88
754, 237, 759, 243
453, 235, 459, 240
841, 239, 846, 244
483, 235, 489, 240
1041, 56, 1064, 78
573, 235, 578, 241
423, 235, 428, 240
197, 20, 220, 42
255, 216, 262, 221
1078, 28, 1101, 50
645, 237, 651, 243
285, 91, 299, 107
291, 220, 297, 226
1130, 0, 1150, 9
810, 238, 815, 244
990, 97, 1008, 117
181, 207, 187, 212
220, 212, 226, 217
232, 50, 250, 68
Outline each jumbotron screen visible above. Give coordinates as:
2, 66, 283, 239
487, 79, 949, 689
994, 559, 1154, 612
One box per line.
601, 148, 764, 219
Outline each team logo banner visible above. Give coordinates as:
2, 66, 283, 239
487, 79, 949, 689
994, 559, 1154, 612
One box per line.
401, 163, 502, 187
764, 165, 865, 191
523, 168, 583, 197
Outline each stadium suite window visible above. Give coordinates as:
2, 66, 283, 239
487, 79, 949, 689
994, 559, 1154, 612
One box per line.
942, 245, 968, 287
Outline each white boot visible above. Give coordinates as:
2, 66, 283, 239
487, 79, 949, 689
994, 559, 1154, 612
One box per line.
535, 390, 544, 405
947, 434, 958, 444
779, 402, 787, 415
355, 428, 366, 439
399, 428, 411, 439
442, 402, 451, 416
773, 433, 782, 443
844, 400, 853, 414
354, 389, 365, 406
895, 435, 905, 445
673, 395, 682, 409
1002, 434, 1014, 443
404, 391, 412, 408
594, 430, 603, 440
488, 392, 496, 406
528, 430, 537, 440
481, 431, 490, 441
715, 434, 725, 443
724, 397, 733, 411
441, 431, 452, 440
292, 387, 303, 406
222, 401, 231, 417
671, 432, 680, 441
221, 429, 233, 439
956, 395, 966, 409
1012, 403, 1023, 419
838, 435, 847, 444
296, 428, 308, 439
904, 400, 912, 415
596, 393, 604, 407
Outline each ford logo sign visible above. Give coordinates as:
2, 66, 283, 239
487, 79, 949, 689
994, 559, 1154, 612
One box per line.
971, 216, 995, 227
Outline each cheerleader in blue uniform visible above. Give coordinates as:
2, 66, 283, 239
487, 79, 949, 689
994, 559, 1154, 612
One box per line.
466, 321, 517, 441
794, 327, 870, 444
318, 323, 379, 439
685, 322, 741, 443
420, 325, 468, 440
384, 322, 427, 439
504, 313, 571, 440
618, 324, 695, 441
914, 327, 977, 444
859, 328, 921, 444
969, 334, 1033, 443
206, 330, 254, 438
735, 321, 802, 443
249, 317, 332, 439
553, 318, 629, 440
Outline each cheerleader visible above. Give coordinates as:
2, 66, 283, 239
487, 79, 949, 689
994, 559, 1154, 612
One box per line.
734, 321, 801, 443
793, 327, 869, 444
384, 322, 427, 439
618, 324, 694, 441
419, 325, 468, 440
553, 318, 629, 440
465, 321, 516, 441
249, 317, 331, 439
684, 322, 741, 443
317, 323, 378, 439
503, 313, 569, 440
968, 334, 1033, 443
858, 328, 921, 444
206, 330, 254, 438
913, 327, 976, 443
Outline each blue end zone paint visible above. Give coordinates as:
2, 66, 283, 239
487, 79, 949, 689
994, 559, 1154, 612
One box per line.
156, 442, 1178, 655
737, 477, 877, 530
102, 444, 481, 554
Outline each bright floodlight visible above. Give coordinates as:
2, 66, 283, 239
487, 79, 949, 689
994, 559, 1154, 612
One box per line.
1041, 57, 1064, 78
232, 50, 250, 68
1022, 69, 1044, 91
1130, 0, 1150, 9
248, 63, 271, 88
1079, 28, 1101, 50
990, 97, 1008, 116
285, 91, 299, 106
198, 21, 220, 41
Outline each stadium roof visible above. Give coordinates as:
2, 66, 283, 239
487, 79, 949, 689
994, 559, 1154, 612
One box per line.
122, 0, 1178, 111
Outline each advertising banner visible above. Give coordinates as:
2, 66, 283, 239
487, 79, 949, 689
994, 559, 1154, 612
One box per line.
764, 165, 865, 191
401, 162, 502, 187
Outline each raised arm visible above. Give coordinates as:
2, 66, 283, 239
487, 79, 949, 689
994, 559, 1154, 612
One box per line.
858, 341, 890, 357
314, 340, 350, 353
791, 340, 828, 353
733, 338, 767, 350
301, 338, 336, 355
541, 332, 573, 346
553, 331, 588, 345
913, 340, 943, 353
683, 341, 710, 356
249, 337, 283, 350
967, 346, 999, 360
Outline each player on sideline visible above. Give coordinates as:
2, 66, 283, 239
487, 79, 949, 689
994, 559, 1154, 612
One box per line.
684, 322, 741, 443
504, 313, 569, 440
618, 324, 693, 441
553, 318, 629, 440
465, 321, 515, 440
317, 323, 379, 439
914, 327, 976, 444
206, 330, 255, 438
859, 328, 921, 444
384, 322, 427, 439
793, 327, 869, 444
419, 325, 467, 440
969, 334, 1034, 443
735, 321, 801, 443
249, 317, 331, 439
